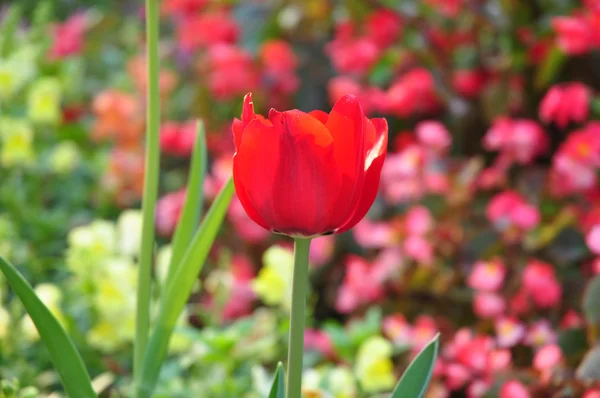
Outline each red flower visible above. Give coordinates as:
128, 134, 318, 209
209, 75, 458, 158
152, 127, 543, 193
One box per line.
539, 82, 590, 128
552, 15, 594, 55
160, 121, 197, 156
48, 14, 86, 60
177, 11, 238, 51
232, 93, 388, 237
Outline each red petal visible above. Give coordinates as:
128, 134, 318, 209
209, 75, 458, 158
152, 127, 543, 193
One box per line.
233, 118, 281, 230
324, 94, 367, 230
269, 110, 341, 235
232, 118, 243, 151
309, 110, 329, 124
338, 117, 388, 232
233, 93, 257, 152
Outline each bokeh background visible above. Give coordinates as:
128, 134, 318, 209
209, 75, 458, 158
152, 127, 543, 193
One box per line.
2, 0, 600, 397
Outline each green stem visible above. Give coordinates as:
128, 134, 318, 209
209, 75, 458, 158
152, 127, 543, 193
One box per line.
286, 238, 312, 398
134, 0, 160, 390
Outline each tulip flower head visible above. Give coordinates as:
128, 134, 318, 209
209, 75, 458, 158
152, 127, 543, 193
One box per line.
232, 93, 388, 237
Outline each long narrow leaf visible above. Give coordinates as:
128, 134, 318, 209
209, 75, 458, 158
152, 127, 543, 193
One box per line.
391, 334, 440, 398
0, 256, 97, 398
137, 178, 235, 397
165, 120, 207, 290
268, 363, 285, 398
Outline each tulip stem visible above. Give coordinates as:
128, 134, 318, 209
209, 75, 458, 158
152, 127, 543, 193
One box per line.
134, 0, 160, 391
286, 237, 312, 398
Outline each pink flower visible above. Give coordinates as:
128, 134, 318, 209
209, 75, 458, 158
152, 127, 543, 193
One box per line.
353, 218, 396, 248
500, 380, 530, 398
260, 40, 299, 96
522, 260, 562, 309
365, 9, 403, 49
416, 121, 452, 153
412, 315, 438, 352
386, 68, 440, 117
161, 0, 206, 16
221, 255, 256, 321
483, 118, 548, 164
381, 146, 425, 203
487, 191, 540, 233
205, 45, 259, 100
304, 329, 335, 358
326, 23, 380, 75
49, 14, 87, 59
533, 344, 563, 371
336, 256, 385, 313
452, 69, 486, 98
468, 260, 506, 292
177, 10, 238, 51
553, 16, 594, 55
540, 83, 590, 128
473, 292, 506, 319
160, 121, 197, 156
561, 309, 584, 329
383, 314, 413, 346
525, 320, 558, 348
495, 317, 526, 348
404, 235, 434, 265
587, 225, 600, 254
155, 189, 186, 237
405, 206, 434, 236
309, 235, 335, 267
445, 363, 471, 390
584, 390, 600, 398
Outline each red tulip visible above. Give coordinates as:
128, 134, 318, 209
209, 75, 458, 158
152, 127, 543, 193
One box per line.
232, 93, 388, 237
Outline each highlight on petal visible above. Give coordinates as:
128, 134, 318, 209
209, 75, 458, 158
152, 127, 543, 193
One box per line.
338, 117, 388, 233
309, 109, 329, 124
324, 94, 367, 229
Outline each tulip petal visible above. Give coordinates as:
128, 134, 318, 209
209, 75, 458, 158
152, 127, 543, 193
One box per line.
338, 117, 388, 232
309, 110, 329, 124
233, 119, 281, 230
324, 94, 367, 229
269, 110, 342, 235
233, 93, 257, 151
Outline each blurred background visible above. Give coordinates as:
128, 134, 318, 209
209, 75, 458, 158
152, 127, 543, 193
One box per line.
2, 0, 600, 396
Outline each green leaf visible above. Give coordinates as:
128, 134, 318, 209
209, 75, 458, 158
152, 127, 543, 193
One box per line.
0, 256, 97, 398
137, 178, 235, 398
535, 45, 565, 90
268, 363, 285, 398
165, 120, 207, 290
583, 276, 600, 325
391, 333, 440, 398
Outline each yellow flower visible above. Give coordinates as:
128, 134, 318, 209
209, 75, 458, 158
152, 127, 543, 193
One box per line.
50, 141, 80, 174
252, 245, 293, 308
28, 77, 62, 125
354, 336, 395, 393
66, 220, 116, 277
117, 209, 143, 257
0, 118, 35, 167
328, 367, 356, 398
0, 305, 9, 340
0, 52, 34, 100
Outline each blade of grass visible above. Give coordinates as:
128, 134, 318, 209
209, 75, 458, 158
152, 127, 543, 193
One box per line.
268, 363, 286, 398
0, 256, 97, 398
391, 334, 440, 398
134, 0, 161, 386
136, 178, 234, 398
164, 120, 207, 291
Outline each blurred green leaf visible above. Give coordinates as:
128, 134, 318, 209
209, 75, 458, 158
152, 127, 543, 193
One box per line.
535, 45, 566, 90
391, 333, 439, 398
577, 344, 600, 381
0, 256, 97, 398
268, 363, 285, 398
0, 4, 23, 56
583, 276, 600, 325
165, 120, 207, 291
138, 178, 235, 397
